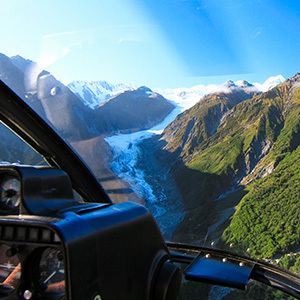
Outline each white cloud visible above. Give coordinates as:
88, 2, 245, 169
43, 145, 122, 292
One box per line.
155, 75, 285, 111
253, 75, 285, 92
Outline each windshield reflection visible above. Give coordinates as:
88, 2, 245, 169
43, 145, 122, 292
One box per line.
1, 1, 300, 299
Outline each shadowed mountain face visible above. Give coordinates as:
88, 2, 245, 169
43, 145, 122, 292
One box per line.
0, 54, 47, 164
36, 73, 93, 141
0, 54, 95, 141
0, 54, 26, 99
93, 86, 174, 134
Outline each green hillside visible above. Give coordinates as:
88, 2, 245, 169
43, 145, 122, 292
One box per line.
221, 134, 300, 259
219, 80, 300, 258
170, 74, 300, 249
186, 82, 294, 183
169, 74, 300, 299
160, 85, 259, 161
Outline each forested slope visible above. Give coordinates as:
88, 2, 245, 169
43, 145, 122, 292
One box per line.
221, 82, 300, 258
163, 74, 300, 249
172, 74, 300, 299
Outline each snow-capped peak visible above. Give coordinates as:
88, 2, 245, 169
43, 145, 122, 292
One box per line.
67, 75, 285, 112
154, 75, 285, 111
235, 80, 253, 88
67, 80, 136, 109
224, 80, 237, 88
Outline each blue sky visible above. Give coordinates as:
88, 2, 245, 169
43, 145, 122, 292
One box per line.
0, 0, 300, 88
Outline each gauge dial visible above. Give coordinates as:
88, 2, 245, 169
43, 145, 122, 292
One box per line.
0, 178, 21, 208
37, 247, 65, 298
0, 244, 21, 297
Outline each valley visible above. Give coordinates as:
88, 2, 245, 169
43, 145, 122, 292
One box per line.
2, 51, 300, 298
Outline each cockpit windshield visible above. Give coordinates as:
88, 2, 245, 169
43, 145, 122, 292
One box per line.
1, 0, 300, 299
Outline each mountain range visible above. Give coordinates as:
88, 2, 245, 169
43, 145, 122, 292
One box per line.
1, 51, 299, 261
133, 72, 300, 299
0, 53, 174, 139
67, 75, 285, 113
1, 51, 300, 298
0, 51, 176, 203
155, 75, 285, 111
148, 73, 300, 262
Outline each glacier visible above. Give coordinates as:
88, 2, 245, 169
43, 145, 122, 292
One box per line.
105, 105, 182, 205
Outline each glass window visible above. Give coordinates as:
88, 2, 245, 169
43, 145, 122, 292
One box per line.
1, 1, 300, 299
